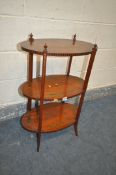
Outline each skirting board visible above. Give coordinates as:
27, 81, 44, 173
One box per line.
0, 85, 116, 122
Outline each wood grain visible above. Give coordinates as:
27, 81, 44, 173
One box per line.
21, 103, 77, 133
19, 39, 94, 56
19, 75, 84, 100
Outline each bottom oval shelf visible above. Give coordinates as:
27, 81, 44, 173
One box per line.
21, 103, 77, 133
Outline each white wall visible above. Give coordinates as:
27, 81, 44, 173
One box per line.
0, 0, 116, 106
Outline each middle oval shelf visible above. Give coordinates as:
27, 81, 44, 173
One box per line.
19, 75, 84, 100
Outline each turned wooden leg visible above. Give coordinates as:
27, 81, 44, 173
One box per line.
36, 133, 41, 152
74, 123, 78, 136
27, 98, 31, 111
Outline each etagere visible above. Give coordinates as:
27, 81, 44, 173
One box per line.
18, 34, 97, 152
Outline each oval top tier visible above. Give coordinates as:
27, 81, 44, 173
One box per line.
20, 39, 94, 56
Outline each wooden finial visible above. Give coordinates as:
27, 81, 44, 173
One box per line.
29, 33, 34, 44
43, 43, 48, 52
73, 34, 76, 45
92, 44, 98, 52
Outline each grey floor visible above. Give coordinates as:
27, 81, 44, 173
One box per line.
0, 95, 116, 175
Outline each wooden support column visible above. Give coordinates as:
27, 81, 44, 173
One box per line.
67, 56, 73, 76
37, 44, 47, 152
27, 52, 33, 111
74, 44, 97, 135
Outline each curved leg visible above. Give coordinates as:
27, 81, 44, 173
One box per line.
36, 100, 41, 152
74, 123, 78, 136
36, 133, 41, 152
